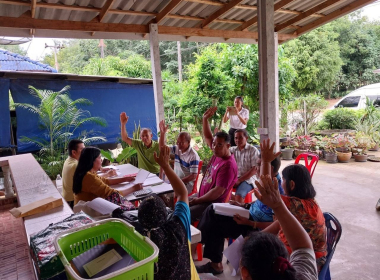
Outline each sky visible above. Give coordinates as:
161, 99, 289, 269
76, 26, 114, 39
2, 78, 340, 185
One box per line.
7, 1, 380, 61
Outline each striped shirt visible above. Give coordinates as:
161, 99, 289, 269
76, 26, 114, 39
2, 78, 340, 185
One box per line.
171, 145, 200, 191
229, 143, 260, 185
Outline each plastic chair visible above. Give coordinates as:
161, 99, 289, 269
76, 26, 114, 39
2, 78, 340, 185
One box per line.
189, 161, 203, 196
294, 153, 319, 178
318, 212, 342, 280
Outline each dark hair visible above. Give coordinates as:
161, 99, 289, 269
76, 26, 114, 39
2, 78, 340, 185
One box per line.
241, 231, 297, 280
235, 96, 244, 103
215, 131, 230, 143
68, 139, 84, 156
73, 147, 100, 194
234, 129, 249, 138
282, 164, 316, 199
178, 131, 191, 142
271, 156, 281, 174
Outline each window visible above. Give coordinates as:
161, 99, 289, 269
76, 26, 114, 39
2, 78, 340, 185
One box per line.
367, 95, 380, 107
336, 96, 361, 108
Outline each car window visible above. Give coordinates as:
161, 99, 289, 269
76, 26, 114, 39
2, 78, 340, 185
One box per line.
337, 96, 361, 108
366, 95, 380, 107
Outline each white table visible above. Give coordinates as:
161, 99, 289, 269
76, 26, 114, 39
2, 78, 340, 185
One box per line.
110, 164, 174, 201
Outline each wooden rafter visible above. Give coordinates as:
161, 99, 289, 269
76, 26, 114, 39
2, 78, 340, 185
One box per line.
30, 0, 36, 18
296, 0, 377, 36
195, 0, 244, 29
0, 15, 296, 41
0, 0, 325, 18
275, 0, 342, 32
235, 0, 295, 31
96, 0, 115, 22
148, 0, 183, 25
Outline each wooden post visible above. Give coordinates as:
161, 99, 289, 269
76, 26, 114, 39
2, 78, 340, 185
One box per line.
258, 0, 279, 151
177, 41, 182, 82
149, 23, 165, 131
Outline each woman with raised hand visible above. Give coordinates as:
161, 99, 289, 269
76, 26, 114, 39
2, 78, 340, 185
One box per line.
137, 145, 200, 280
72, 147, 142, 205
240, 174, 318, 280
223, 96, 249, 146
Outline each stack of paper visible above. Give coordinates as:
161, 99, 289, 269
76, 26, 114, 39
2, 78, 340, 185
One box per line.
213, 203, 250, 219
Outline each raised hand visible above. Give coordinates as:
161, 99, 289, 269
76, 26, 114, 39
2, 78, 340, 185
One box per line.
203, 107, 217, 120
154, 145, 170, 167
254, 175, 283, 210
159, 120, 169, 135
120, 112, 129, 125
260, 139, 281, 163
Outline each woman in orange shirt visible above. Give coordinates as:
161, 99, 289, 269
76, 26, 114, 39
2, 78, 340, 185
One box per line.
73, 147, 142, 205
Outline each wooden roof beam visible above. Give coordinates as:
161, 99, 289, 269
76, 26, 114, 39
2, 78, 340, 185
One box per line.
235, 0, 295, 31
31, 0, 36, 18
148, 0, 184, 25
0, 15, 296, 40
275, 0, 342, 32
96, 0, 115, 22
195, 0, 244, 28
296, 0, 377, 36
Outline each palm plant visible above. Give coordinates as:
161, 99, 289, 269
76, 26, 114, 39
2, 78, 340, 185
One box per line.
15, 85, 107, 155
15, 85, 107, 178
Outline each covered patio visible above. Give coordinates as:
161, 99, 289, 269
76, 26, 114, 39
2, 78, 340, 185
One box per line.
0, 0, 378, 279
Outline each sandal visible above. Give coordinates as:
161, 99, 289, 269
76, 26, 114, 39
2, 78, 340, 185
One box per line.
196, 262, 224, 275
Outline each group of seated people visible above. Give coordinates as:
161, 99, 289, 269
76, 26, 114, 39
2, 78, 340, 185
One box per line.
59, 103, 326, 280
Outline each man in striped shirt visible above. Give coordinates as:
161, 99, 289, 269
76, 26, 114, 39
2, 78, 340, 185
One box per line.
229, 129, 260, 203
159, 120, 200, 193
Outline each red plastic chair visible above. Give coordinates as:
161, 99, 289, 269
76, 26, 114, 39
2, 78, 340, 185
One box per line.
294, 153, 319, 178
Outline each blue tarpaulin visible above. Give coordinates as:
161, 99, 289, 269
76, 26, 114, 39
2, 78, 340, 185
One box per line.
0, 79, 10, 148
8, 79, 156, 153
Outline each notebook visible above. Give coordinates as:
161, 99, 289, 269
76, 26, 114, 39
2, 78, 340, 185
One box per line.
213, 203, 250, 219
70, 238, 136, 279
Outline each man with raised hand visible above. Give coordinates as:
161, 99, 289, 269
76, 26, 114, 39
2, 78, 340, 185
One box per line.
159, 120, 200, 193
120, 112, 160, 175
188, 107, 238, 222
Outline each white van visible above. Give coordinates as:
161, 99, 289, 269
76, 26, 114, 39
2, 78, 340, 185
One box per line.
333, 83, 380, 110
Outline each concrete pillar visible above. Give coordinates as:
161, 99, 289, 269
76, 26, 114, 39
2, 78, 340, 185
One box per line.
2, 165, 14, 198
257, 0, 279, 151
149, 23, 165, 131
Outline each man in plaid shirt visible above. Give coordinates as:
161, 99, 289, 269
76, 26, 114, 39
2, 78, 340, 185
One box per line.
229, 129, 260, 203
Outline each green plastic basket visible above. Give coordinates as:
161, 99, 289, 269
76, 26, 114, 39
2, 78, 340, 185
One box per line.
54, 218, 158, 280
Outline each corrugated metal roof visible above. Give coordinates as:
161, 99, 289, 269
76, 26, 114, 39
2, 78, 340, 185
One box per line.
0, 49, 57, 73
0, 0, 375, 44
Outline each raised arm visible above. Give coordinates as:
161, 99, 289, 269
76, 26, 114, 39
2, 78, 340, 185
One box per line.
254, 175, 313, 251
223, 107, 230, 123
120, 112, 133, 146
154, 145, 188, 204
203, 107, 217, 149
158, 120, 168, 148
260, 139, 281, 177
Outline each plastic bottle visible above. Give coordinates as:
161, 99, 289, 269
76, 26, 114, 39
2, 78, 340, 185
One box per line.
56, 174, 62, 188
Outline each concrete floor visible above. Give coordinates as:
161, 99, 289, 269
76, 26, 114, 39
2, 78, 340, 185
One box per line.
195, 152, 380, 280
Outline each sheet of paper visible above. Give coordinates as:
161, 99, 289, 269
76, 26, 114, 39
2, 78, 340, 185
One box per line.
83, 249, 122, 277
223, 235, 244, 275
134, 169, 150, 184
87, 198, 120, 215
142, 176, 163, 187
213, 203, 250, 219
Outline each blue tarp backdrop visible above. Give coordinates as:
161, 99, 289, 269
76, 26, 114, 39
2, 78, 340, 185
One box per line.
0, 79, 10, 148
7, 78, 156, 153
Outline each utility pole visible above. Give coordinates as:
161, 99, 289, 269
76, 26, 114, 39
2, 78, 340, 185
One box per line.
45, 41, 63, 72
98, 39, 105, 58
177, 41, 182, 82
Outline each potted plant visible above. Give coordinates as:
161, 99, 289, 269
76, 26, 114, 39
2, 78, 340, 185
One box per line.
281, 139, 295, 160
354, 133, 372, 162
335, 134, 356, 163
369, 131, 380, 151
293, 135, 312, 157
319, 137, 337, 163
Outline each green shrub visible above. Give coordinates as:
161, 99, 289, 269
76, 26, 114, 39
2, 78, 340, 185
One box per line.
320, 108, 360, 129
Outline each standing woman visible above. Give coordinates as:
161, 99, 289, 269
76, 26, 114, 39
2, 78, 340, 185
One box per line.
223, 96, 249, 146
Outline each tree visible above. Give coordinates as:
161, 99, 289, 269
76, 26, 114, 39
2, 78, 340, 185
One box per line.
0, 44, 27, 56
283, 24, 343, 96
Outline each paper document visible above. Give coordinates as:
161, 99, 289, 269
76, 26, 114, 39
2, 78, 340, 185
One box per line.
213, 203, 250, 219
87, 198, 120, 215
83, 249, 122, 277
134, 169, 150, 184
223, 235, 245, 276
143, 176, 163, 187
